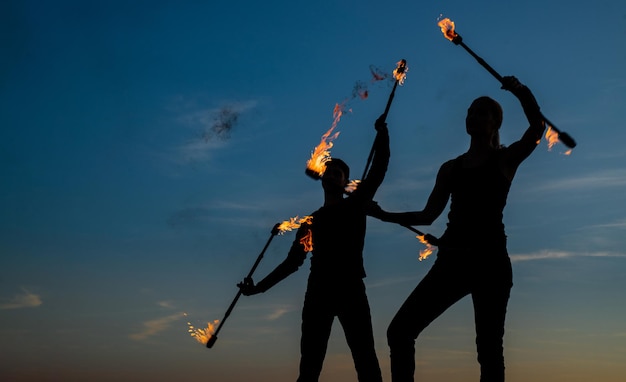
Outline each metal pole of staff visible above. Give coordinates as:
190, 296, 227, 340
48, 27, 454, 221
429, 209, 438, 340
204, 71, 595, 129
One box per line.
440, 21, 577, 149
401, 224, 440, 246
361, 59, 408, 180
207, 223, 281, 348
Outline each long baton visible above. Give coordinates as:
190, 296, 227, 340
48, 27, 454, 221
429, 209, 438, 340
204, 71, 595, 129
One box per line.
439, 20, 576, 149
361, 59, 407, 180
207, 223, 281, 348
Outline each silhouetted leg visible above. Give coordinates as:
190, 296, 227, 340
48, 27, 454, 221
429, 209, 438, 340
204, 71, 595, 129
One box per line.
472, 256, 512, 382
297, 289, 335, 382
339, 281, 383, 382
387, 258, 470, 382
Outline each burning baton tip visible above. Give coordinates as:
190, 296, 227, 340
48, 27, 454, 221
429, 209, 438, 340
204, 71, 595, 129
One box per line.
423, 233, 440, 247
206, 335, 217, 348
270, 222, 282, 236
439, 19, 577, 151
397, 59, 408, 70
556, 131, 577, 149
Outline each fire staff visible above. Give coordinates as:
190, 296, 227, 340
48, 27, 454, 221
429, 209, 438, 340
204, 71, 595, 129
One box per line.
238, 114, 390, 382
369, 76, 545, 382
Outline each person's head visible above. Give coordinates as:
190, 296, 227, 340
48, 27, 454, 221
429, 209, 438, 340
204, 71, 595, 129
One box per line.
465, 96, 503, 148
322, 158, 350, 192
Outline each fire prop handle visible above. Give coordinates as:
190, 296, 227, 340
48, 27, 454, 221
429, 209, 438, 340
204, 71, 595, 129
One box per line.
402, 224, 440, 246
442, 23, 577, 149
206, 223, 281, 349
361, 59, 408, 180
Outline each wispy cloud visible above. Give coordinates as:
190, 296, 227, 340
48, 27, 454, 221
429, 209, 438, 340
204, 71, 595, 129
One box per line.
532, 168, 626, 193
179, 101, 258, 141
581, 219, 626, 230
265, 306, 296, 321
0, 289, 42, 310
510, 249, 626, 262
176, 138, 225, 163
167, 201, 265, 228
367, 274, 422, 289
157, 300, 175, 309
129, 312, 184, 341
174, 100, 258, 164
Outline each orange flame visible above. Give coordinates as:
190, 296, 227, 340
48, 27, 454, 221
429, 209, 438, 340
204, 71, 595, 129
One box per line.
545, 126, 559, 151
393, 60, 408, 85
345, 179, 361, 193
185, 314, 219, 345
300, 229, 313, 252
544, 126, 572, 155
437, 17, 457, 41
305, 103, 346, 177
416, 235, 435, 261
278, 215, 313, 234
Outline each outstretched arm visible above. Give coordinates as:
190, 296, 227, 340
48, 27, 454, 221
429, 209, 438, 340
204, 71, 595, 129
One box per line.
238, 225, 309, 295
369, 160, 453, 226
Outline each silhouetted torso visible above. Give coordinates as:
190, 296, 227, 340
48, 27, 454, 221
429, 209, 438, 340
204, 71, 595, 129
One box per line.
308, 197, 367, 283
440, 150, 511, 250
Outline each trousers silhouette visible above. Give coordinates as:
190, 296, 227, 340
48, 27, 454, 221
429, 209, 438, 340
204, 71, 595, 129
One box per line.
387, 248, 512, 382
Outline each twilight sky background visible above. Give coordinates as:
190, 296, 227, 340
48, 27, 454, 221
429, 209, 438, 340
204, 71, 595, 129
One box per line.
1, 1, 626, 381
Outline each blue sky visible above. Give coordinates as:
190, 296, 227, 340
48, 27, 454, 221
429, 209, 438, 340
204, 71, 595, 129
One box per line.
1, 1, 625, 381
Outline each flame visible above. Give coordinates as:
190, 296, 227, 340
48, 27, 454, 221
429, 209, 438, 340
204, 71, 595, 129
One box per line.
393, 60, 408, 85
305, 103, 346, 177
544, 125, 572, 155
185, 314, 219, 345
300, 229, 313, 252
278, 215, 313, 234
345, 179, 361, 193
544, 126, 559, 151
416, 235, 435, 261
437, 17, 458, 41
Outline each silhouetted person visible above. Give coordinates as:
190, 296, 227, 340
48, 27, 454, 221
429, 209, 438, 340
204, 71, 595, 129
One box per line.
238, 115, 390, 382
369, 76, 545, 382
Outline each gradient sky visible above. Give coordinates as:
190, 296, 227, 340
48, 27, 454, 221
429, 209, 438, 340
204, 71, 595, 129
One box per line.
1, 1, 626, 381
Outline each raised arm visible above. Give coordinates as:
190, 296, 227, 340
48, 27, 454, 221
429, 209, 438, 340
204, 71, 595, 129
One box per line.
500, 76, 547, 170
369, 159, 454, 227
355, 115, 390, 201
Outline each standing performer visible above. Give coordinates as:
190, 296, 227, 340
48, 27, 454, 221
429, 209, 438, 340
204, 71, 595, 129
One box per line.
238, 114, 390, 382
369, 76, 545, 382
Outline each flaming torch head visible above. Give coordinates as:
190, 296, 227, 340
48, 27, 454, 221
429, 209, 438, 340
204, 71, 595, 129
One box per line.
305, 103, 346, 179
304, 130, 337, 180
206, 334, 218, 348
277, 215, 313, 235
186, 316, 219, 347
393, 59, 408, 85
437, 17, 462, 44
